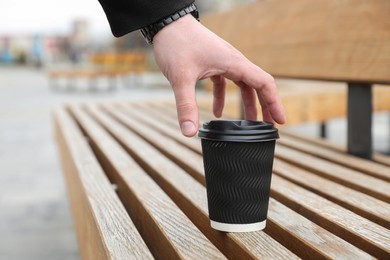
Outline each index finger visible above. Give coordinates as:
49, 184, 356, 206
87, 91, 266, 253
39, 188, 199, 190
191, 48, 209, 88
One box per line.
225, 60, 286, 124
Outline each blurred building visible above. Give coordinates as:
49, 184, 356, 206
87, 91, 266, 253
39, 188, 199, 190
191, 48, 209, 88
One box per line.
0, 34, 40, 65
0, 0, 256, 66
68, 19, 90, 63
0, 19, 94, 66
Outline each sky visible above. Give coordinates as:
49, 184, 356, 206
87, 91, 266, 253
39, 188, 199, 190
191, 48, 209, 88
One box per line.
0, 0, 111, 36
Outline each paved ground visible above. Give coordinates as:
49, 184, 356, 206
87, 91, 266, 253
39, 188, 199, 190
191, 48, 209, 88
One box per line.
0, 66, 388, 260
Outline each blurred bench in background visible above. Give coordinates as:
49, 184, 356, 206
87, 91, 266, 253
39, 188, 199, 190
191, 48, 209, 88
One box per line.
48, 51, 148, 91
201, 80, 390, 133
202, 0, 390, 159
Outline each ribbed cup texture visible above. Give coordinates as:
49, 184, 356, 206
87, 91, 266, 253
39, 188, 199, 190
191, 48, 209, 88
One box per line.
201, 139, 275, 224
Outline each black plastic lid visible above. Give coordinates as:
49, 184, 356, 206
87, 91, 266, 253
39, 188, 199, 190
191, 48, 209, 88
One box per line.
198, 120, 279, 142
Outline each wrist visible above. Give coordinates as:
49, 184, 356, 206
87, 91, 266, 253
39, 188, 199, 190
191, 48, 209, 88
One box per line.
140, 3, 199, 45
153, 14, 200, 46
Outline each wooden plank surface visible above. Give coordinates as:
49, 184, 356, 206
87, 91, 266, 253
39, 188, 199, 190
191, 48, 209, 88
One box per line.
113, 102, 381, 258
279, 130, 390, 167
275, 145, 390, 203
140, 102, 390, 253
203, 0, 390, 84
374, 154, 390, 166
87, 104, 299, 259
56, 100, 390, 259
69, 105, 226, 260
115, 103, 206, 184
54, 108, 153, 260
122, 102, 201, 153
271, 175, 390, 259
273, 159, 390, 229
265, 199, 372, 259
277, 135, 390, 182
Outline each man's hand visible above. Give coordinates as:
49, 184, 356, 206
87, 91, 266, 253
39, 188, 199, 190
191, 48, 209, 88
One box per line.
153, 15, 286, 137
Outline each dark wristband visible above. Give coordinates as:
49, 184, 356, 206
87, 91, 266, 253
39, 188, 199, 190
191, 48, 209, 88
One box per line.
140, 3, 199, 44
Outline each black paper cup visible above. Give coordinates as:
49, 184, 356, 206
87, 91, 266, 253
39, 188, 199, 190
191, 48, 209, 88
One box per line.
199, 120, 279, 232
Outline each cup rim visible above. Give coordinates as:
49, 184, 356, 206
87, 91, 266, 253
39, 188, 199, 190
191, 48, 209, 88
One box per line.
198, 120, 279, 142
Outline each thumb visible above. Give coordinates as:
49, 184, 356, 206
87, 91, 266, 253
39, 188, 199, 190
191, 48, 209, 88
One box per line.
171, 80, 199, 137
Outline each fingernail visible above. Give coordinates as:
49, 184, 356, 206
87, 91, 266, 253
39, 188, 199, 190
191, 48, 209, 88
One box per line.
281, 113, 287, 124
181, 121, 196, 136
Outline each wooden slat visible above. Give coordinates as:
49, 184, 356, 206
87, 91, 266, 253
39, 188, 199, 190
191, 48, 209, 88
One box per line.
203, 0, 390, 84
265, 199, 372, 259
86, 104, 298, 259
109, 103, 206, 186
277, 135, 390, 182
280, 130, 390, 167
53, 108, 153, 260
148, 101, 221, 129
271, 175, 390, 259
374, 153, 390, 167
124, 102, 201, 153
114, 102, 377, 259
275, 145, 390, 203
273, 159, 390, 229
69, 105, 227, 260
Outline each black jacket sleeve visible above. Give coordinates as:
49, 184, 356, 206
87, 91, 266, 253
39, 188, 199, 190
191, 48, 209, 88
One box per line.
98, 0, 195, 37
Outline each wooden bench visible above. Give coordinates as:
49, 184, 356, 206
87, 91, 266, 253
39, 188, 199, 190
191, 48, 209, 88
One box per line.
54, 100, 390, 259
202, 0, 390, 159
48, 51, 148, 92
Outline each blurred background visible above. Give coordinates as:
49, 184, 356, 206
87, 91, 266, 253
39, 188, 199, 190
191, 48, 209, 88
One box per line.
0, 0, 388, 259
0, 0, 256, 68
